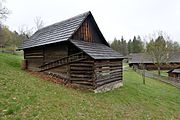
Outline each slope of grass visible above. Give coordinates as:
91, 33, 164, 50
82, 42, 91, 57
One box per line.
0, 53, 180, 120
148, 70, 169, 77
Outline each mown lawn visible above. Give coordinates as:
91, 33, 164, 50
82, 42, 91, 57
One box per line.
148, 70, 169, 77
0, 53, 180, 120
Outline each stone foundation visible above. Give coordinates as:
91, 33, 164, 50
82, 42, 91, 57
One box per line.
93, 81, 123, 93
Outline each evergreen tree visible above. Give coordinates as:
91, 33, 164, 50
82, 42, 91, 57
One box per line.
128, 39, 132, 53
121, 36, 128, 55
131, 36, 144, 53
111, 36, 128, 56
111, 35, 145, 55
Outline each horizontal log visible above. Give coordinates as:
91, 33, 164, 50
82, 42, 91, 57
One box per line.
96, 74, 109, 80
110, 72, 122, 76
96, 74, 122, 83
25, 52, 43, 56
95, 73, 122, 80
70, 63, 93, 67
95, 78, 122, 88
71, 79, 94, 82
95, 67, 122, 72
95, 79, 121, 87
96, 75, 122, 82
28, 60, 43, 62
95, 61, 122, 64
71, 81, 94, 85
25, 50, 43, 53
71, 77, 93, 81
70, 74, 92, 78
96, 77, 122, 85
96, 69, 122, 75
95, 63, 122, 68
70, 70, 93, 74
70, 66, 93, 71
96, 72, 122, 77
25, 56, 44, 58
74, 61, 94, 64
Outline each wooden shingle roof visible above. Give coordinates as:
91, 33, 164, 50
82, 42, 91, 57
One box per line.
129, 53, 180, 64
128, 53, 153, 64
20, 11, 90, 49
70, 40, 123, 59
167, 67, 180, 73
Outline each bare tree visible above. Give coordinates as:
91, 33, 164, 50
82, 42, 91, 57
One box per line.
0, 0, 9, 48
140, 60, 146, 84
0, 0, 9, 20
139, 40, 146, 84
146, 31, 177, 76
34, 16, 45, 30
18, 25, 34, 38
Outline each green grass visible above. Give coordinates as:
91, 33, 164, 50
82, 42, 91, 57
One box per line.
148, 70, 169, 77
0, 53, 180, 120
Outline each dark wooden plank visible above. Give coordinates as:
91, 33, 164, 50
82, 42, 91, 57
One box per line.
95, 74, 122, 83
25, 52, 43, 56
70, 74, 92, 78
95, 77, 122, 87
70, 63, 93, 67
25, 56, 44, 58
71, 78, 93, 82
71, 81, 93, 85
70, 66, 93, 71
95, 63, 122, 68
95, 66, 122, 72
70, 70, 93, 74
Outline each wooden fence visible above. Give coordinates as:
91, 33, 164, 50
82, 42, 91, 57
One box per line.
134, 68, 180, 88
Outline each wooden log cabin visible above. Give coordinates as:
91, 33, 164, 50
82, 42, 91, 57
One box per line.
167, 67, 180, 79
19, 11, 124, 92
128, 53, 180, 70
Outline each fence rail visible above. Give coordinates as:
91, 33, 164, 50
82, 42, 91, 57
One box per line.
134, 69, 180, 88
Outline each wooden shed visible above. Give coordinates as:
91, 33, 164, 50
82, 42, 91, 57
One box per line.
19, 11, 124, 92
167, 67, 180, 78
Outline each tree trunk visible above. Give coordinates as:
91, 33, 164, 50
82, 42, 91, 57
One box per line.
142, 71, 145, 84
141, 64, 145, 84
158, 66, 161, 76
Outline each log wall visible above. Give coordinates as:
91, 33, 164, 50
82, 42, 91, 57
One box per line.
69, 59, 94, 89
94, 60, 123, 88
69, 59, 123, 90
44, 42, 68, 63
24, 46, 44, 71
168, 72, 180, 79
24, 42, 69, 71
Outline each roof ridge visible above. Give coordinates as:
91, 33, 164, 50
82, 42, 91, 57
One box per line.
20, 11, 91, 49
34, 11, 90, 34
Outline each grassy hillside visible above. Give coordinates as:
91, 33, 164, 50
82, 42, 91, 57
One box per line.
0, 53, 180, 120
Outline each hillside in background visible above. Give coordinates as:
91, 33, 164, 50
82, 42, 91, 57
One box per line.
0, 53, 180, 120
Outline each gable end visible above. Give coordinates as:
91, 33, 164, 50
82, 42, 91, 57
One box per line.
71, 12, 109, 46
